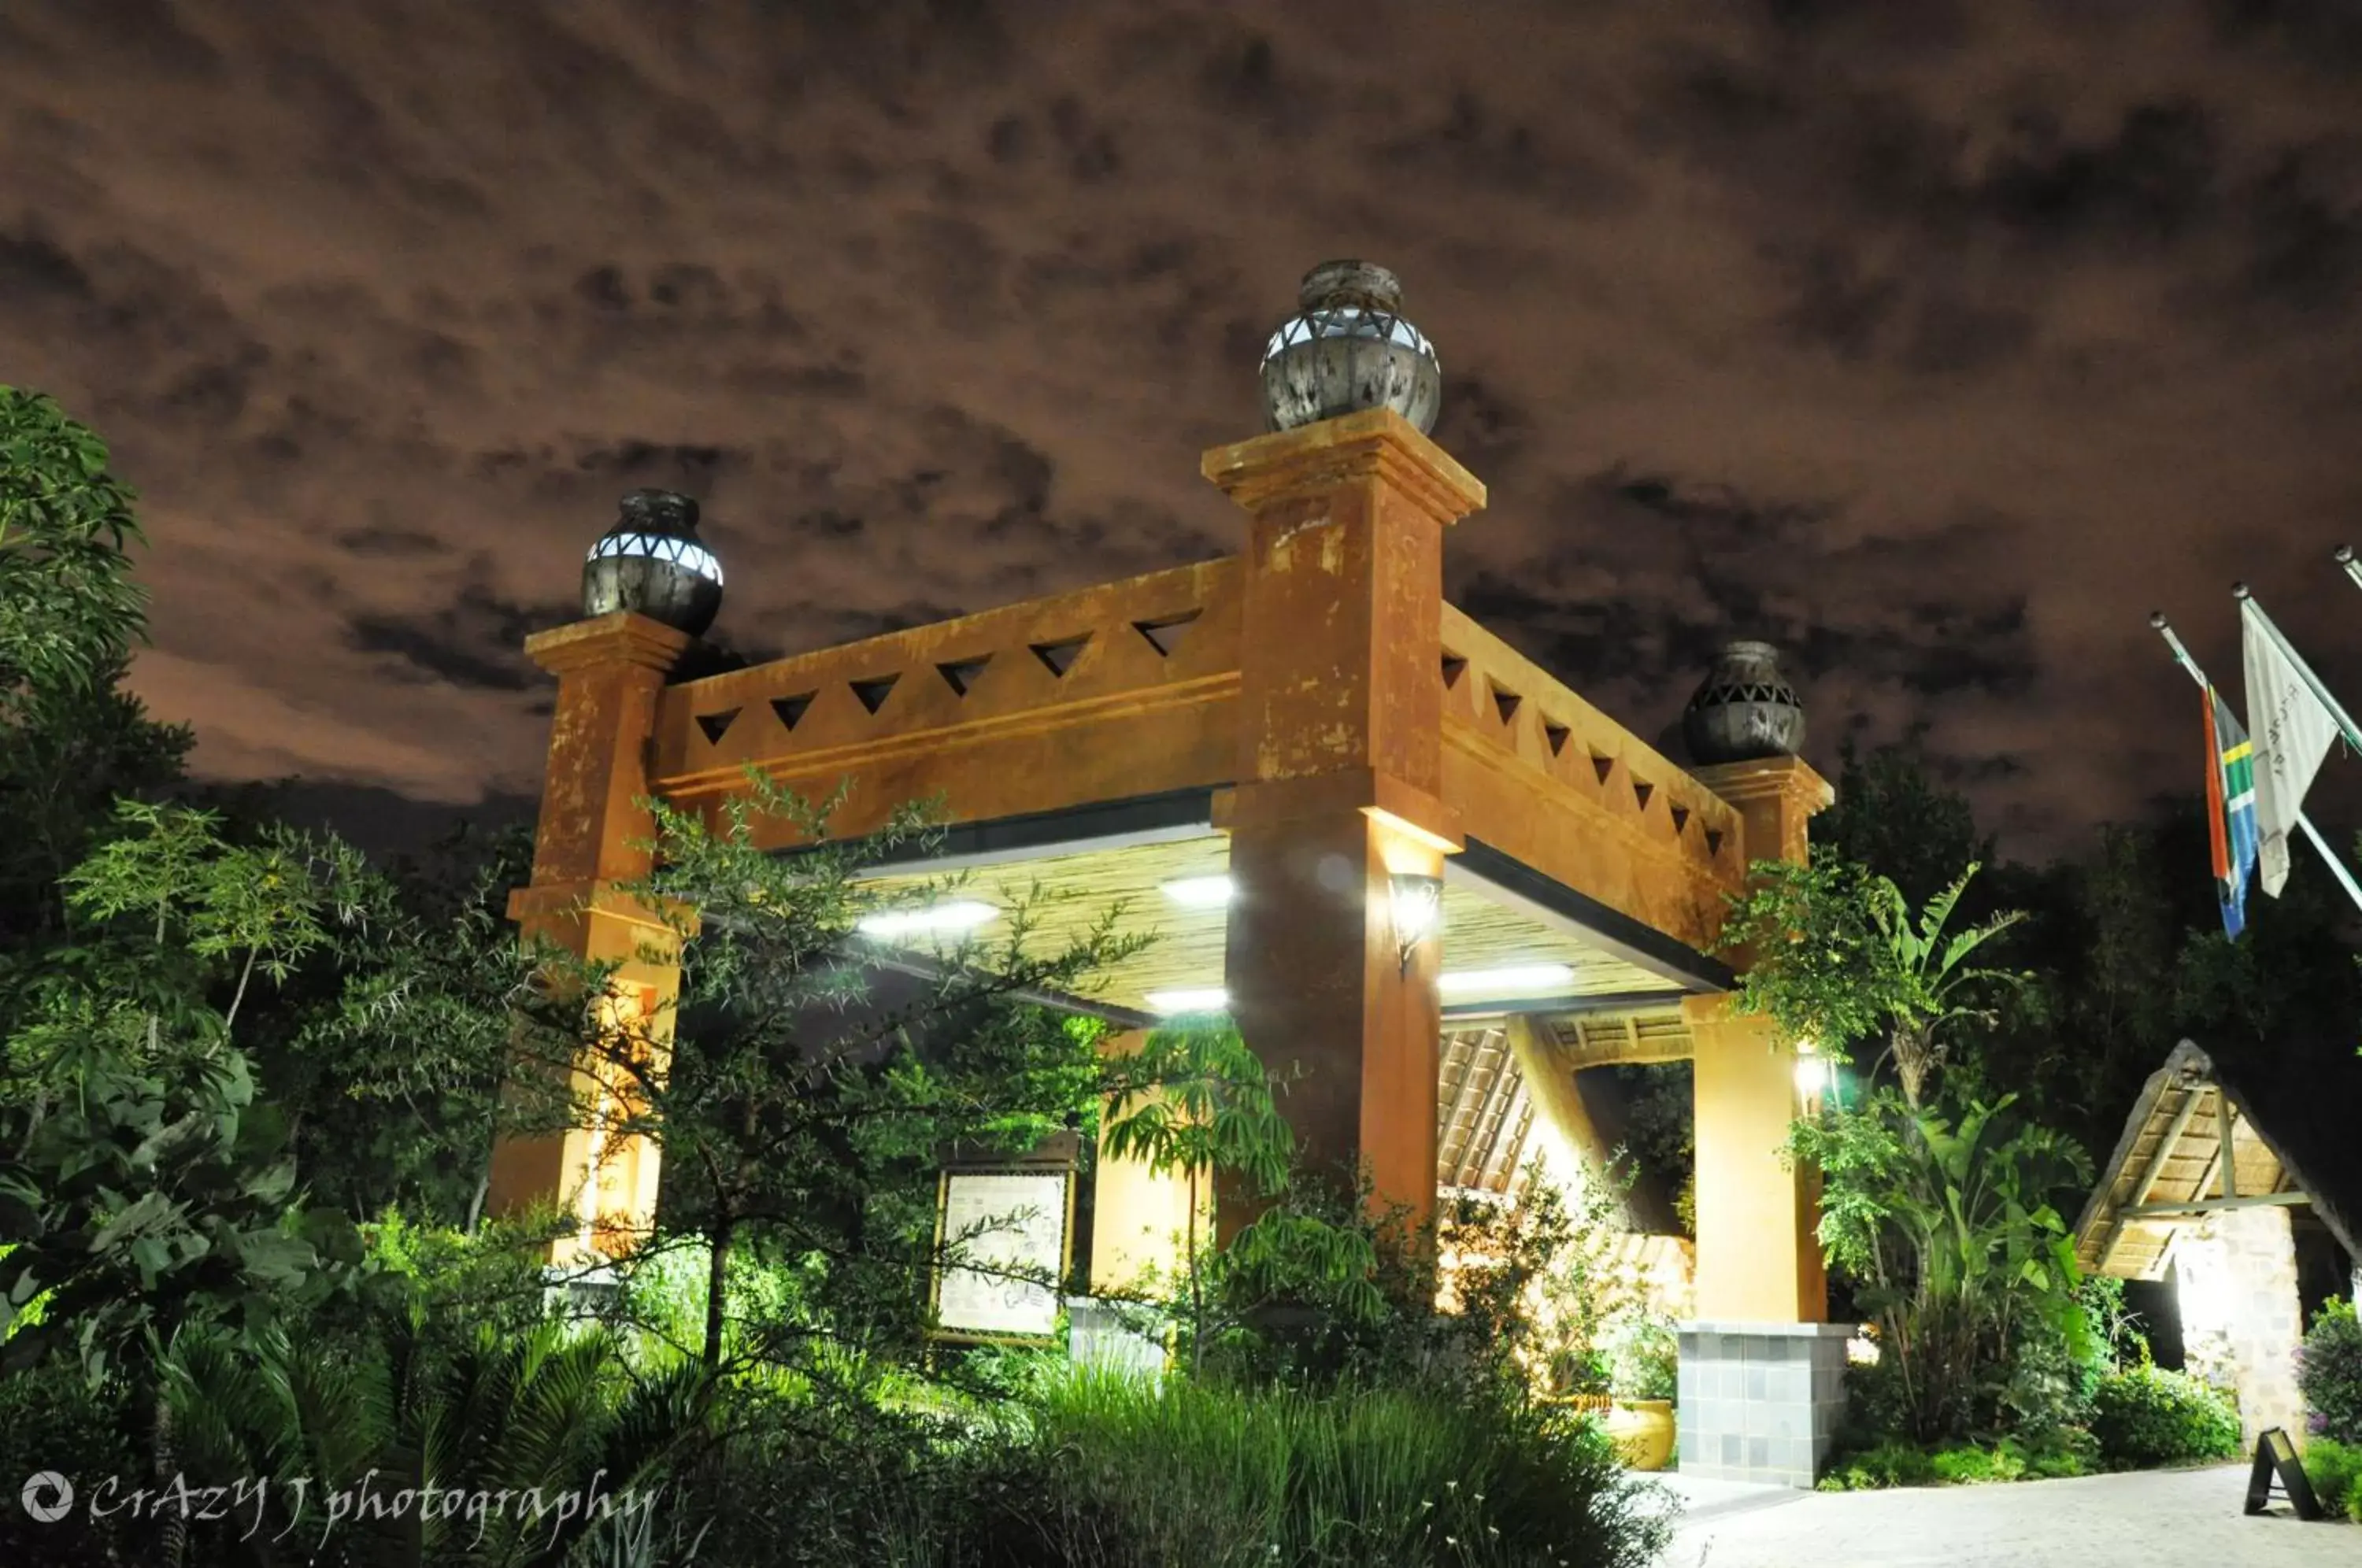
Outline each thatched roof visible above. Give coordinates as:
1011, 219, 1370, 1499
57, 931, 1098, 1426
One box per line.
2074, 1038, 2360, 1280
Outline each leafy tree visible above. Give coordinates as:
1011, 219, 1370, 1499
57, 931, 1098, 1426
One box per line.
1811, 734, 1993, 910
1720, 859, 2027, 1107
257, 823, 534, 1229
0, 386, 188, 955
1100, 1015, 1386, 1374
503, 773, 1143, 1374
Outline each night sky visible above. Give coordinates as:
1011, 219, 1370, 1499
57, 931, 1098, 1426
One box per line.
9, 0, 2362, 863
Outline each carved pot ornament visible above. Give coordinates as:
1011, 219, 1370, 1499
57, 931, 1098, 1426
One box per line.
583, 489, 724, 638
1682, 640, 1805, 764
1258, 261, 1443, 435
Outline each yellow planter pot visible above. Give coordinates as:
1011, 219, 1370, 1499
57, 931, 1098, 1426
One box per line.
1602, 1400, 1676, 1472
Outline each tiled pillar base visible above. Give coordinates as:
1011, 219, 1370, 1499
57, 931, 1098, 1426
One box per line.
1675, 1321, 1852, 1487
1066, 1296, 1167, 1378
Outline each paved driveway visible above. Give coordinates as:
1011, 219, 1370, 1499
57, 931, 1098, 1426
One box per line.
1648, 1463, 2354, 1567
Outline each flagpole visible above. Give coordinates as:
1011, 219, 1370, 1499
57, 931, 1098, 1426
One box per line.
2151, 612, 2362, 915
2334, 545, 2362, 595
2234, 583, 2362, 749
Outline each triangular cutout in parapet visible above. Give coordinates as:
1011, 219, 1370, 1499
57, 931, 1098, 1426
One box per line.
695, 708, 740, 746
1591, 753, 1615, 786
772, 692, 815, 730
1133, 611, 1200, 658
1031, 634, 1091, 678
938, 656, 991, 697
850, 674, 900, 715
1543, 722, 1571, 757
1669, 804, 1690, 836
1490, 682, 1522, 725
1442, 654, 1468, 690
1633, 779, 1654, 812
1704, 827, 1725, 858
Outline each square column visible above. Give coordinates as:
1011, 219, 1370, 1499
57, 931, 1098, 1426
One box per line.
487, 612, 695, 1264
1684, 752, 1838, 1484
1202, 409, 1485, 1230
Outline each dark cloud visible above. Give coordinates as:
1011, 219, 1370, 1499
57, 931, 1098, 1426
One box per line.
2, 0, 2357, 852
348, 581, 577, 693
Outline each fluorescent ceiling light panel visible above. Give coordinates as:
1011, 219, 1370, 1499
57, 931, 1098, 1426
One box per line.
855, 900, 999, 939
1437, 963, 1576, 997
1144, 987, 1229, 1014
1161, 875, 1235, 908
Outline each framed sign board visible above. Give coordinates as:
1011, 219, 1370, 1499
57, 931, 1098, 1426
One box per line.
930, 1168, 1074, 1343
2245, 1427, 2323, 1520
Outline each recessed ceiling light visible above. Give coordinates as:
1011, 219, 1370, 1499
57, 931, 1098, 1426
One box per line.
1161, 875, 1235, 908
1144, 987, 1229, 1014
855, 900, 999, 939
1437, 963, 1575, 997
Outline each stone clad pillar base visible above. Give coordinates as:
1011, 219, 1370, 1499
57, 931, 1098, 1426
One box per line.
1675, 1321, 1853, 1488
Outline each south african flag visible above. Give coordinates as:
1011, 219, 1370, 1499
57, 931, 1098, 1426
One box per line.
2205, 686, 2260, 939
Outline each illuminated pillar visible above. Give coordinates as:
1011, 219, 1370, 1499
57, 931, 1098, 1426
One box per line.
1088, 1030, 1209, 1295
1202, 407, 1486, 1232
487, 611, 694, 1265
1678, 752, 1843, 1487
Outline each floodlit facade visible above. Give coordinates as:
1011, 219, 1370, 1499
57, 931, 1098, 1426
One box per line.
488, 261, 1846, 1485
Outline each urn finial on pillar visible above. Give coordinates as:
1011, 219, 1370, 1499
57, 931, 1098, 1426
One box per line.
582, 489, 725, 638
1682, 640, 1805, 765
1257, 261, 1444, 435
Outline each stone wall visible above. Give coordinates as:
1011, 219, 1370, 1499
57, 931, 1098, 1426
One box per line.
2173, 1204, 2306, 1448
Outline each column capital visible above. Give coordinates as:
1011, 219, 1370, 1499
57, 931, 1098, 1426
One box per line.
1692, 754, 1833, 868
524, 611, 696, 679
1690, 754, 1834, 815
507, 880, 700, 940
1200, 407, 1487, 526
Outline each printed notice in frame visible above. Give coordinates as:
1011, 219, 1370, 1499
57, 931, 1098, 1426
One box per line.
934, 1170, 1070, 1340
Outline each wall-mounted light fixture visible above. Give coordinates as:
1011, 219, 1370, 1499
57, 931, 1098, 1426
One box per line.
1387, 872, 1445, 974
1793, 1040, 1831, 1101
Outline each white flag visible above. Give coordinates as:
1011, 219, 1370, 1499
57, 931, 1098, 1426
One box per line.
2242, 599, 2343, 897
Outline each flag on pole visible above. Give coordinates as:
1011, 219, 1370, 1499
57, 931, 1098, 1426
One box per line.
2242, 598, 2345, 897
2203, 686, 2260, 938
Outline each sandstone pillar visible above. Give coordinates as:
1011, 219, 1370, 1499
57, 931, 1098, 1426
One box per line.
486, 611, 694, 1265
1678, 753, 1842, 1486
1687, 753, 1834, 1323
1201, 408, 1485, 1232
1088, 1030, 1209, 1295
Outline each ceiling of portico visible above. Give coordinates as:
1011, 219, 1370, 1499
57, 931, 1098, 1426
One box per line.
855, 830, 1680, 1020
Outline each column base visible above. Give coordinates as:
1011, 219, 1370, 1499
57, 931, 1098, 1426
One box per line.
1065, 1296, 1168, 1378
1675, 1321, 1853, 1488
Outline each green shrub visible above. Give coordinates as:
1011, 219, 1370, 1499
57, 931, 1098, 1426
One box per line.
2090, 1364, 2242, 1469
924, 1368, 1670, 1568
0, 1361, 138, 1566
1817, 1440, 1938, 1490
1818, 1432, 2094, 1492
2297, 1297, 2362, 1446
2302, 1436, 2362, 1520
1606, 1313, 1678, 1403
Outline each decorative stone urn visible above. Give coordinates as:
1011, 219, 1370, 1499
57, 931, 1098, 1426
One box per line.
1257, 261, 1444, 435
582, 489, 724, 638
1681, 640, 1805, 764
